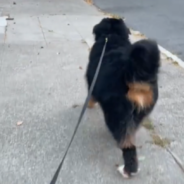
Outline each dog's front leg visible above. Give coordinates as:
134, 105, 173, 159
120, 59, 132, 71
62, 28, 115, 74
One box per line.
88, 96, 97, 108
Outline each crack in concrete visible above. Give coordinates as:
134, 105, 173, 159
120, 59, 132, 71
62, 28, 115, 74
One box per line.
0, 16, 7, 73
167, 148, 184, 174
37, 17, 48, 45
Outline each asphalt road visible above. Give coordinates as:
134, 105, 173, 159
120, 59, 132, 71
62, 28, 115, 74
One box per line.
93, 0, 184, 59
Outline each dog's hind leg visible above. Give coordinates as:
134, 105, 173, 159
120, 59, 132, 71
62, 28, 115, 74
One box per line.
102, 97, 139, 178
117, 124, 139, 178
119, 146, 139, 178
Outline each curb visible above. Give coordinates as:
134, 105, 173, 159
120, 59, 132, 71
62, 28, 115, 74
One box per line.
129, 29, 184, 68
158, 45, 184, 68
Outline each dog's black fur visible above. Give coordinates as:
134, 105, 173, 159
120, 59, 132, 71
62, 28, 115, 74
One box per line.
85, 18, 160, 177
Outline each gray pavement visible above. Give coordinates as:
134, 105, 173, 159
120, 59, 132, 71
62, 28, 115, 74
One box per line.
0, 0, 184, 183
93, 0, 184, 59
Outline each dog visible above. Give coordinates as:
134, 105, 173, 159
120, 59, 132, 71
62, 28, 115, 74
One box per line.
85, 17, 160, 178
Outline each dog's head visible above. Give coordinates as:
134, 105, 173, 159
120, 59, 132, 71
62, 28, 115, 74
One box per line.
93, 17, 130, 41
128, 39, 160, 81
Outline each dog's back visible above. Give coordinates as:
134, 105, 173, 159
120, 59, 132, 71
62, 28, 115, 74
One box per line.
86, 18, 131, 100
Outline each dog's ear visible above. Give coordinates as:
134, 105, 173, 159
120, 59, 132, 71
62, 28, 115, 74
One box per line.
110, 18, 129, 36
93, 18, 111, 41
93, 18, 129, 41
130, 39, 160, 76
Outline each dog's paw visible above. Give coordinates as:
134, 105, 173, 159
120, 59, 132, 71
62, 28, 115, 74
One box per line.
117, 165, 130, 179
117, 165, 140, 179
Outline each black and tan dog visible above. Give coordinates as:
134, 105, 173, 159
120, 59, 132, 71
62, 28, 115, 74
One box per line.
85, 17, 160, 178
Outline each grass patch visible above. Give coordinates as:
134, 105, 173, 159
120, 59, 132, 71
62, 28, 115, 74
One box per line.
142, 118, 170, 148
166, 57, 172, 61
142, 118, 155, 131
151, 133, 171, 148
173, 61, 179, 65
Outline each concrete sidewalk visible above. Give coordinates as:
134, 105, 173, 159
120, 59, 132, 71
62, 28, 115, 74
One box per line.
0, 0, 184, 183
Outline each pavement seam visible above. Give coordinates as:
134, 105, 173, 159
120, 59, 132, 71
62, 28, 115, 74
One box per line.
37, 17, 48, 45
65, 15, 91, 48
0, 16, 7, 72
66, 16, 85, 43
166, 148, 184, 174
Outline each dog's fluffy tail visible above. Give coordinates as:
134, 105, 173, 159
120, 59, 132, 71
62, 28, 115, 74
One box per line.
128, 39, 160, 81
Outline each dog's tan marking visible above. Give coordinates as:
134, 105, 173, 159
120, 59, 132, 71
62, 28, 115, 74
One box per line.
88, 97, 96, 108
119, 132, 135, 149
122, 135, 135, 148
127, 83, 153, 109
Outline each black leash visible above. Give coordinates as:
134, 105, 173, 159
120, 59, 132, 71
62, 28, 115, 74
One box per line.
49, 38, 108, 184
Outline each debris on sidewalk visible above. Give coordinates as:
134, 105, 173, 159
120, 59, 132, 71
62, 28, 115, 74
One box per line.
6, 18, 14, 21
72, 104, 79, 108
16, 121, 23, 126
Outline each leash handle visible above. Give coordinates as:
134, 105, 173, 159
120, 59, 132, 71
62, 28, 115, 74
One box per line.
49, 38, 108, 184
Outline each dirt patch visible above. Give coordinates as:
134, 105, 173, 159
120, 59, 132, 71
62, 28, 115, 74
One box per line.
151, 133, 171, 148
142, 118, 171, 148
107, 13, 122, 19
142, 118, 155, 131
173, 61, 179, 66
84, 0, 93, 5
